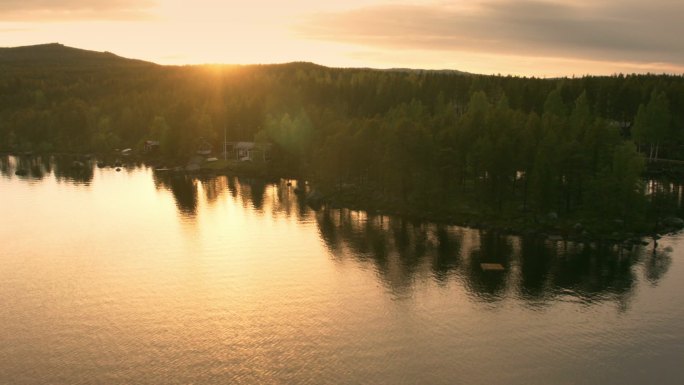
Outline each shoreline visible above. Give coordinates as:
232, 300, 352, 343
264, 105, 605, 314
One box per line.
3, 150, 682, 245
307, 186, 672, 248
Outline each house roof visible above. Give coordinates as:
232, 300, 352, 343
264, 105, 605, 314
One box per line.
234, 142, 255, 150
232, 141, 272, 150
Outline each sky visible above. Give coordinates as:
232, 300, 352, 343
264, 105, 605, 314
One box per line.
1, 0, 683, 77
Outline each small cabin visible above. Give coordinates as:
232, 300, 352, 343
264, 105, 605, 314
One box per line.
144, 140, 160, 152
226, 141, 272, 162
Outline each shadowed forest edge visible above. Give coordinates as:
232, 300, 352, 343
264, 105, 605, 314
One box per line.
2, 44, 684, 239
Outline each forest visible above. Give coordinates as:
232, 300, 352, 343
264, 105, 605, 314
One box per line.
2, 43, 684, 235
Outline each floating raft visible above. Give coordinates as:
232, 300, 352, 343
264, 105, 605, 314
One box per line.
481, 263, 505, 271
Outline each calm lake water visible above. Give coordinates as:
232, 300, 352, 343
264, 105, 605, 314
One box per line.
1, 155, 684, 385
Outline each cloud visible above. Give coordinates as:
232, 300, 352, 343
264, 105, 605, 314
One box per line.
0, 27, 35, 33
0, 0, 156, 20
295, 0, 684, 69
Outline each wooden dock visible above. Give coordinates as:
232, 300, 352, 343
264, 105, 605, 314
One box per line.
481, 263, 505, 271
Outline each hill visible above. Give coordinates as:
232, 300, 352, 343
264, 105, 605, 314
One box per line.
0, 43, 155, 68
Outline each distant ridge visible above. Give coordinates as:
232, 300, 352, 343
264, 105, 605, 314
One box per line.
383, 67, 471, 76
0, 43, 475, 74
268, 61, 471, 75
0, 43, 155, 68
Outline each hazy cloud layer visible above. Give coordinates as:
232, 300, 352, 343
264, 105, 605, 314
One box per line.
297, 0, 684, 68
0, 0, 155, 20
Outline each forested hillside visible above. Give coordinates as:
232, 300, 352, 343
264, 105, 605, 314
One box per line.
2, 44, 683, 230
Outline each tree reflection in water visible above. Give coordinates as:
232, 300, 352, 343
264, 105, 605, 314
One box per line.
5, 155, 671, 307
0, 154, 92, 183
314, 206, 673, 306
147, 172, 676, 306
154, 174, 198, 217
644, 247, 672, 286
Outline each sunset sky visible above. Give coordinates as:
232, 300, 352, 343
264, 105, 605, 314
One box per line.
1, 0, 683, 76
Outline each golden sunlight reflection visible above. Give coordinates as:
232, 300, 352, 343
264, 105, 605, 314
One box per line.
2, 157, 684, 384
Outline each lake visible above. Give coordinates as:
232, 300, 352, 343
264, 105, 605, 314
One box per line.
1, 154, 683, 385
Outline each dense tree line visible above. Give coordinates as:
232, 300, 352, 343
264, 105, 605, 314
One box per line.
1, 44, 683, 229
